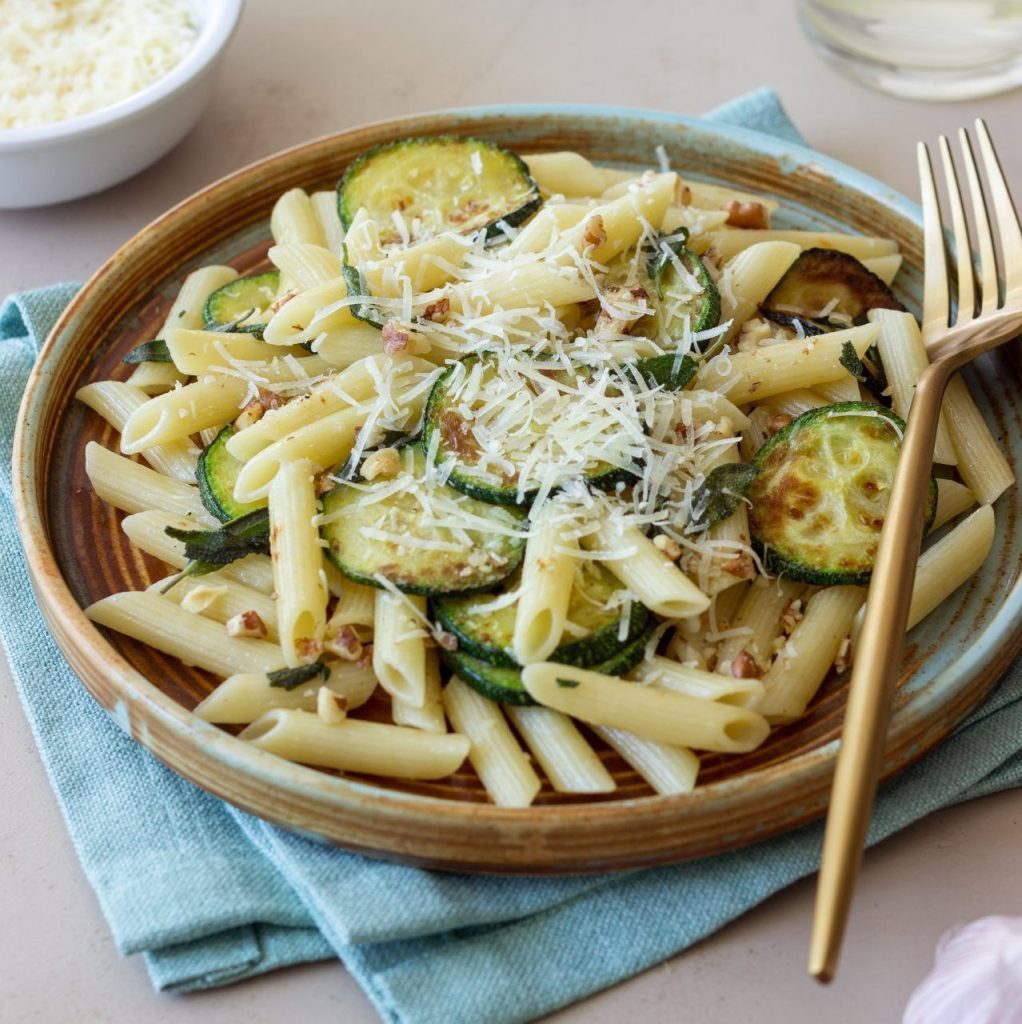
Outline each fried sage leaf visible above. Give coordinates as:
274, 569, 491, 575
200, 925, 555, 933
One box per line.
687, 463, 759, 533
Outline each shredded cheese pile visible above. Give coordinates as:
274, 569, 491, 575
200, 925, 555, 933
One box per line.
1, 0, 198, 130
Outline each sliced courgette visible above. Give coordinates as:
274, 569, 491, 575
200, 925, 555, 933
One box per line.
760, 248, 905, 330
202, 271, 280, 336
320, 445, 526, 595
747, 402, 936, 586
442, 623, 655, 706
432, 562, 650, 669
422, 355, 637, 506
337, 136, 541, 246
603, 235, 719, 344
197, 425, 266, 523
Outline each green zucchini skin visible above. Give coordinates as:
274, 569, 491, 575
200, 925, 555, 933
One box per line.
760, 248, 905, 330
632, 352, 698, 391
646, 237, 720, 338
320, 445, 526, 596
337, 136, 541, 244
443, 624, 655, 706
422, 356, 637, 507
202, 271, 280, 337
432, 565, 650, 670
196, 425, 266, 523
748, 402, 936, 586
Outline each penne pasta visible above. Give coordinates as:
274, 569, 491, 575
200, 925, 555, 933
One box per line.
240, 709, 470, 779
372, 589, 428, 708
592, 725, 700, 795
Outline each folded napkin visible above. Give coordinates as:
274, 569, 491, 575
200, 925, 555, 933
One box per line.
5, 88, 1022, 1024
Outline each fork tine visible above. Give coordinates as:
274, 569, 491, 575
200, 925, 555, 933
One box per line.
938, 136, 976, 324
959, 128, 1000, 313
917, 142, 950, 336
975, 119, 1022, 304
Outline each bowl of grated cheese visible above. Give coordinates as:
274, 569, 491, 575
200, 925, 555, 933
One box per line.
0, 0, 242, 208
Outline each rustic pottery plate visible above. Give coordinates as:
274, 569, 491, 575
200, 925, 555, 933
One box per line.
14, 106, 1022, 873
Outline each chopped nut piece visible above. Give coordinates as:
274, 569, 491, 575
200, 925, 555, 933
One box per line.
593, 284, 650, 339
435, 630, 458, 652
269, 288, 299, 313
234, 397, 266, 431
723, 200, 770, 230
317, 686, 348, 724
719, 553, 755, 579
652, 534, 683, 561
381, 319, 410, 354
296, 637, 323, 661
324, 624, 363, 661
225, 609, 267, 639
780, 598, 804, 634
180, 583, 229, 615
767, 412, 793, 435
728, 649, 761, 679
358, 644, 374, 669
834, 636, 853, 674
314, 472, 333, 496
422, 297, 450, 323
361, 447, 401, 481
581, 214, 607, 250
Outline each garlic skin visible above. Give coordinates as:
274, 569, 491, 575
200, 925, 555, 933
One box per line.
904, 916, 1022, 1023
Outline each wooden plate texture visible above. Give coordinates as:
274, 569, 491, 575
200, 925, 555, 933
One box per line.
13, 106, 1022, 873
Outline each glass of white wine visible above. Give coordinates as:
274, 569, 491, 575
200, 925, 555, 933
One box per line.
797, 0, 1022, 100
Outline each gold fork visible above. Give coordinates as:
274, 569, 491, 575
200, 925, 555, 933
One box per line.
809, 120, 1022, 983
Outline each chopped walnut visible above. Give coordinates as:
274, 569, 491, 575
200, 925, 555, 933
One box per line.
720, 553, 755, 579
358, 644, 374, 669
317, 686, 348, 725
361, 447, 401, 481
422, 297, 450, 323
225, 609, 267, 639
652, 534, 683, 561
723, 200, 770, 230
235, 398, 265, 431
269, 288, 299, 314
314, 472, 334, 496
780, 598, 804, 634
728, 649, 761, 679
296, 636, 323, 661
767, 412, 793, 436
435, 630, 458, 652
324, 624, 363, 662
381, 320, 410, 354
593, 284, 650, 339
834, 636, 853, 675
581, 214, 607, 250
180, 583, 229, 614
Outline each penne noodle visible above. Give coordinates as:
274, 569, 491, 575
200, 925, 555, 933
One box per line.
84, 442, 214, 524
153, 572, 279, 641
240, 709, 470, 779
592, 725, 700, 795
505, 705, 615, 794
310, 190, 346, 258
631, 656, 765, 708
372, 589, 428, 708
268, 243, 342, 289
76, 381, 199, 481
522, 662, 770, 753
269, 459, 329, 667
87, 591, 285, 677
442, 676, 541, 807
270, 188, 326, 247
392, 650, 447, 733
933, 477, 977, 530
717, 240, 801, 342
194, 660, 377, 724
693, 229, 898, 262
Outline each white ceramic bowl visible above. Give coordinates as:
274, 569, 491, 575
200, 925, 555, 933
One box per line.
0, 0, 242, 209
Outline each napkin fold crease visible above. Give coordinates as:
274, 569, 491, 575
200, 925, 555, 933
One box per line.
5, 88, 1022, 1024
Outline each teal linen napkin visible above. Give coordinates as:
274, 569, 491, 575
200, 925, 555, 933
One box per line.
5, 88, 1022, 1023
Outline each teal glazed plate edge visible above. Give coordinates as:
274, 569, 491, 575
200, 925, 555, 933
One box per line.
13, 104, 1022, 873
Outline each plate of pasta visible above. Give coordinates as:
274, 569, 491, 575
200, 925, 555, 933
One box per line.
15, 107, 1022, 872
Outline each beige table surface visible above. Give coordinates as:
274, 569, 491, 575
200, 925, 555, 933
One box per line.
3, 1, 1022, 1021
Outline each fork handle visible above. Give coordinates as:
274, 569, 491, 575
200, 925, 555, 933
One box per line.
809, 357, 956, 982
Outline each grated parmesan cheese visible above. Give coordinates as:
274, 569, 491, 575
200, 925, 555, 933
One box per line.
2, 0, 199, 131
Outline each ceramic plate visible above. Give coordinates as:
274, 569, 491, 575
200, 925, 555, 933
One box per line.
14, 107, 1022, 872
